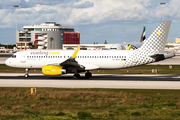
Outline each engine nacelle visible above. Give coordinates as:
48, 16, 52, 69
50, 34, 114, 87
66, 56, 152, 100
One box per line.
42, 65, 66, 76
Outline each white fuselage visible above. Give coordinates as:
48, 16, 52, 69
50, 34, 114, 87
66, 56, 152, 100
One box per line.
5, 50, 135, 70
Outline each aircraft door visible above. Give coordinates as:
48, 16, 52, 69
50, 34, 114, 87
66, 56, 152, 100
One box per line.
21, 52, 26, 63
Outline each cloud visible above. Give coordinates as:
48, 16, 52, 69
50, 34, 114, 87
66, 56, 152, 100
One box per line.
38, 9, 57, 14
1, 0, 180, 28
18, 10, 33, 14
73, 1, 94, 8
0, 0, 179, 46
25, 0, 30, 2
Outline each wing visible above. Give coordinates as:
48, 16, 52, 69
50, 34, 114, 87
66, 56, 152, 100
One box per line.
59, 46, 84, 68
49, 46, 99, 70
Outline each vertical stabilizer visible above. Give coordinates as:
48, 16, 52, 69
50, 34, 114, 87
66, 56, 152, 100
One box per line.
141, 21, 171, 53
140, 25, 146, 42
124, 21, 171, 67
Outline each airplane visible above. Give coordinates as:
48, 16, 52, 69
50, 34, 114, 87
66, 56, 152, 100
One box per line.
5, 21, 172, 79
110, 25, 146, 50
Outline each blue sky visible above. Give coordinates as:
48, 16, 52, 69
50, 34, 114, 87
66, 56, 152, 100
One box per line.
0, 0, 180, 45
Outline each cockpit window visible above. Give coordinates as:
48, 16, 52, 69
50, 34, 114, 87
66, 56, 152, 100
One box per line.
11, 55, 16, 58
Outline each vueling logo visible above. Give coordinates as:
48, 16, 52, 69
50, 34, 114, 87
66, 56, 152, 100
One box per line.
49, 51, 60, 55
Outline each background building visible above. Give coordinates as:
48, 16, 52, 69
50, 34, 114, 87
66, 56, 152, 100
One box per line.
16, 22, 80, 49
175, 38, 180, 44
63, 44, 113, 50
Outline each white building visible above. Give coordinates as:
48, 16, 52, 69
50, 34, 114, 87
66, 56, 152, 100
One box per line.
16, 22, 79, 49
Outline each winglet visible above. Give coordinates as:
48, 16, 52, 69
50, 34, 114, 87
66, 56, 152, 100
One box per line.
126, 44, 131, 50
72, 46, 80, 58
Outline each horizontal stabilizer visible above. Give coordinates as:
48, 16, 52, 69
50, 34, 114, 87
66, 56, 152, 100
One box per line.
149, 54, 165, 61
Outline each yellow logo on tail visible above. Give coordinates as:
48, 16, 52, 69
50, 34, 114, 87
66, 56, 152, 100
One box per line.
127, 44, 131, 50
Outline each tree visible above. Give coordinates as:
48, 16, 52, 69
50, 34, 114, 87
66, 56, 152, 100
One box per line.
42, 46, 47, 49
104, 40, 107, 44
50, 37, 54, 49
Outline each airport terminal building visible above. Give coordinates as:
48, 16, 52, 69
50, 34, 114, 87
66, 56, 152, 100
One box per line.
16, 22, 80, 49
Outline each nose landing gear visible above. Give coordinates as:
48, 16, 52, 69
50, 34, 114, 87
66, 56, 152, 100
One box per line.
24, 68, 29, 78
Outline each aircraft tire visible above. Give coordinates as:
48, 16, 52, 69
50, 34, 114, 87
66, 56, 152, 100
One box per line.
85, 72, 92, 78
73, 73, 80, 79
24, 74, 29, 78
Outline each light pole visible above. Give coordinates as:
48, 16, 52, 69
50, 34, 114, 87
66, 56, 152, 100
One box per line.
14, 5, 19, 49
160, 2, 166, 21
23, 30, 28, 50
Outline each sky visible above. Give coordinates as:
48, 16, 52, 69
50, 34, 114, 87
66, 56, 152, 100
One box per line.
0, 0, 180, 45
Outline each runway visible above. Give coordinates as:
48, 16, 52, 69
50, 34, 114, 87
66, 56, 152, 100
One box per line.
0, 73, 180, 89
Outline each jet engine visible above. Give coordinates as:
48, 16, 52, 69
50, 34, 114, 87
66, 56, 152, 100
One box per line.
42, 65, 66, 76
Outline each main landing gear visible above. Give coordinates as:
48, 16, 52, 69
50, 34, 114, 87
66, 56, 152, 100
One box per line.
24, 68, 29, 78
73, 71, 92, 79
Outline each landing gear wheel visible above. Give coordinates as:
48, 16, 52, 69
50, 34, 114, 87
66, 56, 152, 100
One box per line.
24, 74, 29, 78
85, 72, 92, 78
73, 73, 80, 79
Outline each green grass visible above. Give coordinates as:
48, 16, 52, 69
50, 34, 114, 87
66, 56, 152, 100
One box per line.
1, 64, 180, 74
1, 88, 180, 119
